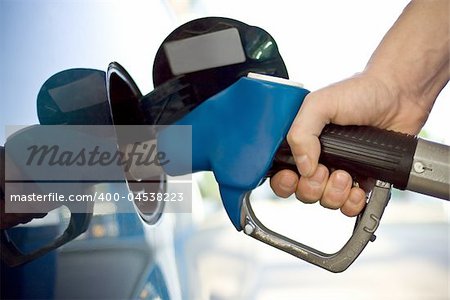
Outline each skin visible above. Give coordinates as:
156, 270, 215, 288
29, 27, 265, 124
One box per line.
271, 0, 450, 217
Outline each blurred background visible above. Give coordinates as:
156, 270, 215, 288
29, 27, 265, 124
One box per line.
1, 0, 449, 299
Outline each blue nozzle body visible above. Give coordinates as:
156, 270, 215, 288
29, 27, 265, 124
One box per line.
158, 77, 309, 230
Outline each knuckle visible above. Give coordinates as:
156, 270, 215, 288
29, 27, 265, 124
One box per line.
340, 189, 366, 217
274, 191, 291, 198
320, 194, 345, 210
287, 126, 303, 147
270, 172, 298, 198
340, 205, 357, 217
297, 193, 321, 204
295, 190, 319, 204
297, 178, 324, 203
270, 184, 291, 198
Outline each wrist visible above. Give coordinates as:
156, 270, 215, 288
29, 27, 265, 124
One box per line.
360, 67, 431, 135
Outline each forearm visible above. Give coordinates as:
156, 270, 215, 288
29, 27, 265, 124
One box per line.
274, 0, 450, 216
365, 0, 450, 111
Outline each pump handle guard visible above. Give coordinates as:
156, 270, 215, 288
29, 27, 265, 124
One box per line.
241, 181, 391, 273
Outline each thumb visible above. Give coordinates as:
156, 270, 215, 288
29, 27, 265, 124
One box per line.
287, 75, 380, 177
287, 91, 333, 177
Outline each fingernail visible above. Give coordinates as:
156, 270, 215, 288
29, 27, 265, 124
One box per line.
296, 155, 311, 176
279, 174, 297, 191
308, 167, 327, 187
331, 172, 349, 192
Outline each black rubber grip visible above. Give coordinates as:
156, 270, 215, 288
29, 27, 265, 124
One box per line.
268, 124, 418, 190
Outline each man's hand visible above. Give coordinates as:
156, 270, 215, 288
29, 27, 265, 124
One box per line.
271, 0, 449, 216
270, 73, 427, 216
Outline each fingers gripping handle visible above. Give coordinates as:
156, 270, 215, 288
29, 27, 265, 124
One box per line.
241, 180, 392, 273
319, 125, 418, 189
269, 124, 418, 190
